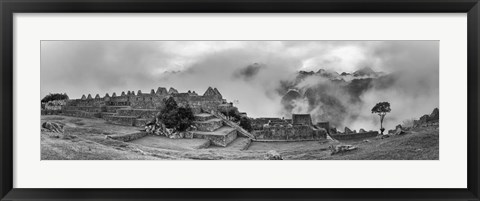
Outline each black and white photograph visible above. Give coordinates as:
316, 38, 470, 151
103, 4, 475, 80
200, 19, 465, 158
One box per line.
40, 40, 439, 160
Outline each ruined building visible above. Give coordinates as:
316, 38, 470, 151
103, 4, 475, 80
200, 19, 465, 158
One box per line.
59, 86, 256, 146
62, 86, 227, 127
252, 114, 327, 141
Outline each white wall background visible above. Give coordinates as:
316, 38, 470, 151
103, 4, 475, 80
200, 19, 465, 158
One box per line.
13, 13, 467, 188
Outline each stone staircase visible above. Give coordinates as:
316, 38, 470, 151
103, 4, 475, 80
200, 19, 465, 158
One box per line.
326, 132, 338, 142
209, 110, 256, 139
191, 113, 238, 147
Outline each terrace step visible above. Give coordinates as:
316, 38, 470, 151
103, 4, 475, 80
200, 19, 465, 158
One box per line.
191, 126, 238, 147
100, 112, 116, 119
194, 113, 216, 122
104, 106, 131, 113
105, 115, 137, 126
62, 110, 101, 118
225, 137, 252, 150
193, 118, 223, 132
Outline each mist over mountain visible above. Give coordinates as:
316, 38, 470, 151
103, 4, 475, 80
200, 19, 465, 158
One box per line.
279, 67, 425, 131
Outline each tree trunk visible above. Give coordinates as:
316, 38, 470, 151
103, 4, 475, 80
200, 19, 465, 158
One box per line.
380, 115, 385, 134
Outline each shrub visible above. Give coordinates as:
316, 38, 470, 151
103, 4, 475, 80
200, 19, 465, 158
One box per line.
177, 105, 195, 131
219, 106, 241, 121
239, 117, 253, 132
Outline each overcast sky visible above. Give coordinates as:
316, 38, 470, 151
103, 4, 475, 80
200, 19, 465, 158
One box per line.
41, 41, 438, 118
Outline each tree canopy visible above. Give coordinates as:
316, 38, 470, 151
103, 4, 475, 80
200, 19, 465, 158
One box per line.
371, 102, 391, 115
157, 97, 194, 132
41, 93, 69, 103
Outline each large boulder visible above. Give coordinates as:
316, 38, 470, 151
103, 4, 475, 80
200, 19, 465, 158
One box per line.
394, 127, 406, 135
330, 144, 357, 155
264, 150, 283, 160
41, 121, 64, 133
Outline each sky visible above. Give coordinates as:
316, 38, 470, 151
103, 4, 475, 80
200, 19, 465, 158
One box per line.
41, 40, 439, 127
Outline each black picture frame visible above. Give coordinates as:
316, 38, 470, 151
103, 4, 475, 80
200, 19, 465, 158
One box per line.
1, 0, 479, 200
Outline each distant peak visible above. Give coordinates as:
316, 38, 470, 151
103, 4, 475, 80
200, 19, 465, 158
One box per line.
353, 67, 377, 76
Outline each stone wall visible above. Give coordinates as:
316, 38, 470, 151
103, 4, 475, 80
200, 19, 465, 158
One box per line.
104, 106, 130, 113
62, 110, 101, 118
253, 125, 327, 140
41, 110, 62, 115
63, 106, 103, 113
192, 129, 237, 147
128, 94, 166, 109
292, 114, 312, 126
316, 122, 330, 131
67, 99, 105, 107
251, 118, 286, 131
174, 95, 224, 114
116, 109, 158, 119
329, 131, 378, 140
107, 132, 148, 142
105, 116, 137, 126
194, 119, 223, 132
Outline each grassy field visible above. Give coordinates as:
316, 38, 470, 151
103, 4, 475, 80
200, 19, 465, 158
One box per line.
41, 115, 439, 160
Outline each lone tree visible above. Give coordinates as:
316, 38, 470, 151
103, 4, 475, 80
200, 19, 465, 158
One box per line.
371, 102, 391, 135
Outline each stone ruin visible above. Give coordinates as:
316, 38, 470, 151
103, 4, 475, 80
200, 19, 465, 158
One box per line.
44, 86, 257, 147
252, 114, 328, 141
328, 126, 379, 140
250, 113, 378, 141
292, 114, 313, 126
60, 86, 227, 127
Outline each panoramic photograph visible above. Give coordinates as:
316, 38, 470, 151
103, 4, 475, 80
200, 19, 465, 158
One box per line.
40, 41, 439, 160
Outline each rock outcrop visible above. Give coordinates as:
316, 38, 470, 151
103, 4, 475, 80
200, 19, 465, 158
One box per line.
430, 108, 439, 120
264, 150, 283, 160
413, 108, 439, 128
41, 121, 64, 133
